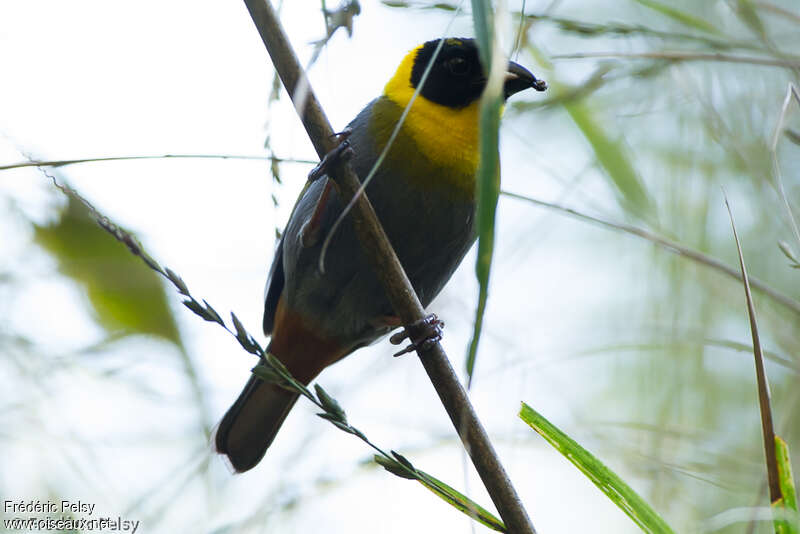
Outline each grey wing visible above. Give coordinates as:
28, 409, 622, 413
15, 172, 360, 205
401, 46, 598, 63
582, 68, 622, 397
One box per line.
262, 234, 285, 336
261, 176, 337, 336
261, 99, 390, 342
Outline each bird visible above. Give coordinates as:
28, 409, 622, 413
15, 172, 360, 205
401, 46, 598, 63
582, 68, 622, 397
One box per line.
215, 37, 546, 472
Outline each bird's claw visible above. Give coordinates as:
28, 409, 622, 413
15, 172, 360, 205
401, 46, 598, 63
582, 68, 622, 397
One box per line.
308, 129, 354, 182
390, 314, 445, 357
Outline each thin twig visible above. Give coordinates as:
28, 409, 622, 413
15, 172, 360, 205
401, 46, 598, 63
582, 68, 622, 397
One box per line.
240, 1, 536, 532
552, 51, 800, 68
0, 154, 316, 172
501, 190, 800, 316
770, 84, 800, 249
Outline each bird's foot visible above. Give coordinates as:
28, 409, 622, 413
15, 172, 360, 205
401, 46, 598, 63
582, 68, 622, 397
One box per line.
390, 314, 445, 357
307, 128, 354, 182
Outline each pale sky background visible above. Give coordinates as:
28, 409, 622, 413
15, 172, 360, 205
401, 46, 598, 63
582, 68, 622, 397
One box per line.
3, 0, 797, 533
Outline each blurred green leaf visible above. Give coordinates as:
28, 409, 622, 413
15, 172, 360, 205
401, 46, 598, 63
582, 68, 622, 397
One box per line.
734, 0, 768, 42
470, 0, 493, 69
564, 98, 653, 220
526, 25, 652, 218
466, 0, 504, 386
778, 241, 800, 268
519, 402, 675, 534
787, 128, 800, 146
632, 0, 719, 34
34, 194, 182, 347
774, 436, 799, 534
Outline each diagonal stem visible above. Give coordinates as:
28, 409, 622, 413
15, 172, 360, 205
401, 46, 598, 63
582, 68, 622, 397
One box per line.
240, 1, 536, 532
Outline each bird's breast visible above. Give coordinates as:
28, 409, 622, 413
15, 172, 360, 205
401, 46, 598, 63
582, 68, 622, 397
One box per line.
365, 97, 478, 197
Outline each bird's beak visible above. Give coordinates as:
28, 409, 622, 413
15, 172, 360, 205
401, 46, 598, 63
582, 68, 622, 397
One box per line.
504, 61, 547, 99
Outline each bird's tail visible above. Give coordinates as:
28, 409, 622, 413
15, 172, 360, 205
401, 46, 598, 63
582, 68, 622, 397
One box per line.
214, 373, 300, 472
214, 297, 348, 472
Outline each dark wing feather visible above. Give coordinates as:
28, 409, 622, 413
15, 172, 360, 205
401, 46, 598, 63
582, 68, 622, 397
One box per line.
262, 236, 285, 336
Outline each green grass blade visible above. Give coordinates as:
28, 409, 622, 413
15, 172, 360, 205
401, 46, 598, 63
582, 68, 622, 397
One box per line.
470, 0, 493, 68
632, 0, 719, 34
777, 437, 799, 512
374, 455, 506, 531
733, 0, 768, 42
724, 195, 783, 506
466, 0, 503, 386
774, 436, 799, 534
466, 92, 502, 386
564, 99, 653, 220
416, 469, 507, 532
519, 402, 676, 533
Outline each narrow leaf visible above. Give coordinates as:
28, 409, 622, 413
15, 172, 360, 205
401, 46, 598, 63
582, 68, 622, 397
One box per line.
202, 299, 225, 325
467, 0, 504, 386
183, 299, 213, 321
314, 384, 347, 422
230, 312, 248, 343
251, 363, 286, 385
470, 0, 493, 69
415, 469, 507, 532
265, 353, 314, 399
165, 267, 190, 295
374, 454, 507, 532
778, 241, 800, 268
519, 402, 675, 533
564, 99, 652, 219
229, 312, 261, 355
787, 129, 800, 147
734, 0, 768, 41
632, 0, 719, 34
375, 455, 417, 479
316, 413, 353, 433
774, 436, 799, 534
391, 450, 416, 471
265, 352, 290, 375
724, 195, 783, 505
776, 437, 798, 514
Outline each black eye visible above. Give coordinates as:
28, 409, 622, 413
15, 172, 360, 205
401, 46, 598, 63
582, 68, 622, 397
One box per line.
445, 56, 469, 76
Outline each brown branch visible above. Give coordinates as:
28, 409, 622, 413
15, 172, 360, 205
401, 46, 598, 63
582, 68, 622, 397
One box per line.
241, 1, 536, 532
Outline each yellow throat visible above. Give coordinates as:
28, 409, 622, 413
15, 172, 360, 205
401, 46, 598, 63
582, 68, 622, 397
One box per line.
382, 44, 480, 178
